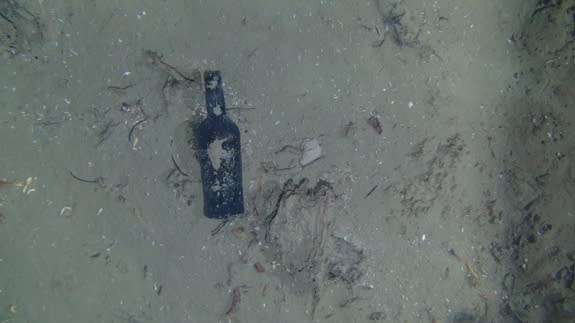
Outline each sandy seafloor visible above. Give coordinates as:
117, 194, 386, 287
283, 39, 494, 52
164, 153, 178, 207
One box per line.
1, 0, 574, 322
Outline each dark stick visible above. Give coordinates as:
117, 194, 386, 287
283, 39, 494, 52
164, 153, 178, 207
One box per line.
107, 84, 134, 91
364, 185, 378, 199
171, 154, 189, 176
211, 219, 228, 236
128, 119, 147, 143
70, 171, 97, 184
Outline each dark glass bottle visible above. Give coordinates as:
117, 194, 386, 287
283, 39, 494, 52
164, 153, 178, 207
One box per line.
194, 71, 244, 219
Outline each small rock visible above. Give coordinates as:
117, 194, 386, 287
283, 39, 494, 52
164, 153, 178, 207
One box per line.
450, 311, 475, 323
367, 116, 383, 134
368, 311, 386, 320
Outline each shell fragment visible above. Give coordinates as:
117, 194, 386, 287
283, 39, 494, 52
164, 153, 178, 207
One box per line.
300, 138, 322, 166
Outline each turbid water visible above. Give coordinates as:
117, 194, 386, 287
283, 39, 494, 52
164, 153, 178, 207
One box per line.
1, 0, 574, 322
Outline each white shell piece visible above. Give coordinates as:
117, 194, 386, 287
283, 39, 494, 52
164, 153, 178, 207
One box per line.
300, 138, 322, 166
